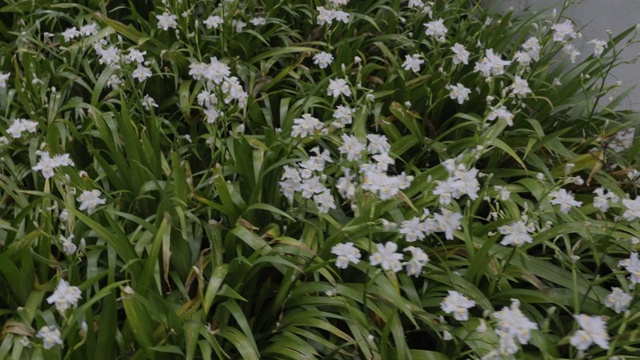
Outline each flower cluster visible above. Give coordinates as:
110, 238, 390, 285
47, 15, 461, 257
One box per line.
61, 22, 99, 42
433, 159, 480, 205
32, 150, 75, 179
399, 208, 463, 242
316, 1, 350, 26
331, 242, 361, 269
6, 118, 38, 139
280, 147, 335, 213
190, 57, 248, 123
492, 299, 538, 356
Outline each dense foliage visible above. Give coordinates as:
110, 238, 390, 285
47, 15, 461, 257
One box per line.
1, 0, 639, 359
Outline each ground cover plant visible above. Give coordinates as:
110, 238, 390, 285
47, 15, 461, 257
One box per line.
1, 0, 640, 358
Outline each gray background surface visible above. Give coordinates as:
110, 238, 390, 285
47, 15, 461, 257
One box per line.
486, 0, 640, 110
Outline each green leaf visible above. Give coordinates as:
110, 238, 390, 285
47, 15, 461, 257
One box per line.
139, 213, 171, 295
203, 264, 229, 315
218, 327, 259, 360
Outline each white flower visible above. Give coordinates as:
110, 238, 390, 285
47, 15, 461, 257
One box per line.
339, 134, 366, 161
77, 189, 106, 214
232, 20, 246, 33
221, 77, 248, 106
424, 18, 447, 43
250, 17, 266, 26
588, 39, 607, 57
513, 51, 532, 67
570, 314, 609, 350
37, 326, 63, 350
195, 58, 228, 84
622, 197, 640, 221
7, 118, 38, 138
552, 20, 578, 42
126, 48, 146, 64
499, 220, 534, 247
313, 190, 336, 213
292, 114, 323, 138
32, 151, 74, 179
619, 252, 640, 284
79, 23, 99, 36
97, 45, 120, 66
408, 0, 426, 9
494, 185, 511, 201
141, 95, 158, 110
327, 78, 351, 98
332, 242, 361, 269
400, 217, 426, 242
336, 170, 356, 200
593, 187, 618, 212
197, 90, 216, 108
204, 107, 220, 124
432, 177, 456, 205
493, 299, 538, 345
46, 279, 82, 314
549, 188, 582, 214
440, 290, 475, 321
0, 72, 10, 88
604, 287, 633, 314
404, 246, 429, 276
156, 12, 178, 31
107, 75, 123, 90
402, 54, 424, 73
132, 64, 152, 82
59, 209, 69, 222
474, 49, 511, 77
333, 105, 353, 125
509, 76, 531, 97
316, 6, 334, 26
448, 83, 471, 105
487, 105, 515, 126
433, 208, 462, 240
62, 27, 80, 42
563, 44, 581, 64
522, 37, 541, 61
451, 43, 470, 65
366, 134, 391, 154
60, 234, 77, 255
332, 10, 350, 24
203, 15, 223, 29
497, 330, 519, 356
312, 51, 334, 69
370, 242, 403, 272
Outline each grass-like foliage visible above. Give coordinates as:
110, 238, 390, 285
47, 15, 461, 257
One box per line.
1, 0, 640, 358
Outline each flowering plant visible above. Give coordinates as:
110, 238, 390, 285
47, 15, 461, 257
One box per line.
0, 0, 639, 358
